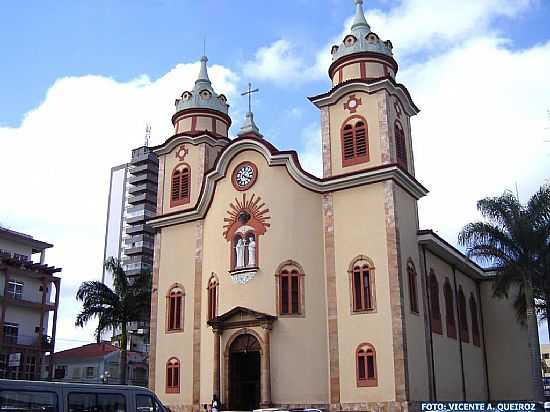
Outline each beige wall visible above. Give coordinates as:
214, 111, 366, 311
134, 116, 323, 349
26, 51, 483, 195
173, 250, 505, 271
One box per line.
156, 150, 330, 407
481, 281, 535, 400
423, 251, 487, 400
332, 183, 397, 403
394, 186, 430, 400
154, 222, 197, 407
331, 59, 395, 88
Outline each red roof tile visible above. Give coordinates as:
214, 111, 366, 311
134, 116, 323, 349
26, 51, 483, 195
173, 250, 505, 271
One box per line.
52, 342, 119, 361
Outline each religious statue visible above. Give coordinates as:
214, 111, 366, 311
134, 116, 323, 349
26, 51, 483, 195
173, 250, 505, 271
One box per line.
248, 238, 256, 267
235, 238, 245, 269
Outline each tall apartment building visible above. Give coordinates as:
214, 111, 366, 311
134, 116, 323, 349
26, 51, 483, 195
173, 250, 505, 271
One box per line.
102, 144, 158, 354
0, 226, 61, 380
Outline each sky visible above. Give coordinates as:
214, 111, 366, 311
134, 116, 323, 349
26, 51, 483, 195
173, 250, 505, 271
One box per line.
1, 0, 549, 351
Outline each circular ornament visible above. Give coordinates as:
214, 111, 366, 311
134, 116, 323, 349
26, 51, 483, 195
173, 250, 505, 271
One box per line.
232, 162, 258, 191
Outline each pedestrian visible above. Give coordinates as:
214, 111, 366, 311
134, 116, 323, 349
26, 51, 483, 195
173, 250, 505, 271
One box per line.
212, 394, 220, 412
203, 404, 210, 412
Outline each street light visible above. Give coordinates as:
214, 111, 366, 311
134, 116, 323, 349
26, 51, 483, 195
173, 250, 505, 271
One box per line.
100, 370, 110, 384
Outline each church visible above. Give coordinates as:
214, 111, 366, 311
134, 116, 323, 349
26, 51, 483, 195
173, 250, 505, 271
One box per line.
148, 1, 538, 410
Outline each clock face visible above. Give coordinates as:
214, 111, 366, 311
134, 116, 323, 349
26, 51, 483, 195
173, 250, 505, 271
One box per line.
232, 162, 257, 191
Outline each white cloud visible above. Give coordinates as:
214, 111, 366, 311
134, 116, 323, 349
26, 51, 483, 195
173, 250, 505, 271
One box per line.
0, 61, 239, 351
298, 123, 323, 178
242, 39, 307, 85
405, 35, 550, 244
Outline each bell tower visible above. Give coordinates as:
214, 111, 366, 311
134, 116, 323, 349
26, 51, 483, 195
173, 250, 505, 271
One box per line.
309, 0, 419, 179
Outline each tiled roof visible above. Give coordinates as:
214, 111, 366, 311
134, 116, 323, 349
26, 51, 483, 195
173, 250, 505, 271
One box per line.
52, 342, 119, 361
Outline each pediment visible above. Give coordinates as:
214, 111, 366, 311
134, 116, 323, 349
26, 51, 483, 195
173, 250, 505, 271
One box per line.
207, 306, 276, 330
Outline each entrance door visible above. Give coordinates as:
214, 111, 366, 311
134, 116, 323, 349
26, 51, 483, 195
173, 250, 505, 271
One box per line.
229, 334, 261, 411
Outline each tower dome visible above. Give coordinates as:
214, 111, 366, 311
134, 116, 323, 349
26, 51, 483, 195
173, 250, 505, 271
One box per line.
329, 0, 397, 87
172, 56, 232, 138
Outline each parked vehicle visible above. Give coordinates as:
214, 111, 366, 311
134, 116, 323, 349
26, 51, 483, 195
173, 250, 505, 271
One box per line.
0, 379, 169, 412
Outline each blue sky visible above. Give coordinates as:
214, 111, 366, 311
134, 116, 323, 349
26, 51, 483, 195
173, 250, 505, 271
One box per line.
1, 0, 550, 349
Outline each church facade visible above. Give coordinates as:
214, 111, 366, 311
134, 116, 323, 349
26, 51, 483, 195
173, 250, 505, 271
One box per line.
148, 1, 538, 410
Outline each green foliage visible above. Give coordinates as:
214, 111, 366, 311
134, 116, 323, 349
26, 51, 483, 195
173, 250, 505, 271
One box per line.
75, 257, 152, 383
458, 184, 550, 324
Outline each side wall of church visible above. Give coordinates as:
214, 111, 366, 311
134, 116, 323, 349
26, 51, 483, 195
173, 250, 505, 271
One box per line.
481, 281, 535, 400
200, 149, 329, 405
393, 186, 430, 400
154, 222, 198, 409
332, 182, 397, 403
424, 252, 488, 401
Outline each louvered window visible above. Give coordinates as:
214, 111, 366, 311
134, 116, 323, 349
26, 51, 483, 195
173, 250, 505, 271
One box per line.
341, 118, 369, 166
395, 121, 407, 168
170, 165, 191, 207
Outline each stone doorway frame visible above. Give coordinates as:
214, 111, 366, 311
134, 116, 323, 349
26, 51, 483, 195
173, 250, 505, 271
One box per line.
207, 306, 276, 408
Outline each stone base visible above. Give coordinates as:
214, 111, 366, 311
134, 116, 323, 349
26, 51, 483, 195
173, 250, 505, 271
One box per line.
164, 401, 422, 412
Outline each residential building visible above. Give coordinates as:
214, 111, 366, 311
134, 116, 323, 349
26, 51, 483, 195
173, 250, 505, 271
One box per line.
46, 342, 148, 386
102, 145, 158, 353
147, 1, 543, 410
0, 226, 61, 380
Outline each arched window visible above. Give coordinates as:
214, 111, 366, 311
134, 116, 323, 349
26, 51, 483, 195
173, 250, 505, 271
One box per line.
349, 256, 375, 313
470, 293, 480, 346
170, 164, 191, 207
231, 231, 258, 270
444, 280, 457, 339
356, 343, 377, 387
276, 261, 304, 316
407, 260, 419, 313
429, 270, 442, 334
207, 275, 218, 321
395, 120, 407, 168
458, 286, 469, 343
166, 286, 184, 332
341, 116, 369, 167
166, 357, 180, 393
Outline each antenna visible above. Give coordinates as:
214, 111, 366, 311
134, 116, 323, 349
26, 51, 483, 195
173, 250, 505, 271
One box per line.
144, 124, 151, 147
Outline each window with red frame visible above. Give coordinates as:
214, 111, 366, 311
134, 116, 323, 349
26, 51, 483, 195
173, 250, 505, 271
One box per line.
279, 268, 301, 315
167, 287, 184, 331
342, 118, 369, 167
407, 260, 419, 313
444, 280, 457, 339
351, 259, 375, 312
470, 293, 480, 346
166, 358, 180, 393
395, 121, 407, 168
207, 276, 218, 321
356, 343, 377, 387
429, 271, 442, 334
171, 165, 190, 206
458, 287, 469, 343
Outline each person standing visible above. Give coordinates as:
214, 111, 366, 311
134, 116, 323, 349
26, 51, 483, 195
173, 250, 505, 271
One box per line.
212, 394, 220, 412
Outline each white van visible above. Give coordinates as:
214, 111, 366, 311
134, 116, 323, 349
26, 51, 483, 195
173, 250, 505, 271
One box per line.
0, 379, 169, 412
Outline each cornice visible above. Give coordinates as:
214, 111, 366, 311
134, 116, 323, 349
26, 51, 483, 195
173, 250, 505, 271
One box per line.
308, 77, 420, 116
153, 133, 230, 156
148, 137, 428, 229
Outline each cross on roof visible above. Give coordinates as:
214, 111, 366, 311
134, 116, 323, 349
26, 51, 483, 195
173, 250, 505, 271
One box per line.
241, 82, 259, 114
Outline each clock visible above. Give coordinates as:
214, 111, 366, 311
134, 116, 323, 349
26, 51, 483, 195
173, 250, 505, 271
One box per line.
232, 162, 258, 191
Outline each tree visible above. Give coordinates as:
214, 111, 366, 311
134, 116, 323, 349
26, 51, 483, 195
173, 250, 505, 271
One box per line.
75, 258, 152, 384
458, 186, 549, 401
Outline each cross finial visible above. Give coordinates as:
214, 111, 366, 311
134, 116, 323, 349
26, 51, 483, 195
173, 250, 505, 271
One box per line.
241, 82, 259, 114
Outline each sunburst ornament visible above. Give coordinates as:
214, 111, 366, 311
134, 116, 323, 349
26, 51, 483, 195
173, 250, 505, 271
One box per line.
176, 144, 189, 161
223, 193, 271, 240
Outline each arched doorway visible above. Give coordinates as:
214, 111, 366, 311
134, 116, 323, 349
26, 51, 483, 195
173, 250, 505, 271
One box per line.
229, 333, 261, 410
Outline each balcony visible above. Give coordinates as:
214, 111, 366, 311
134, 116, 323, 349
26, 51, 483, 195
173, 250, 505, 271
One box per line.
127, 192, 157, 206
0, 294, 55, 311
1, 334, 53, 351
125, 224, 155, 236
128, 173, 158, 186
130, 163, 159, 176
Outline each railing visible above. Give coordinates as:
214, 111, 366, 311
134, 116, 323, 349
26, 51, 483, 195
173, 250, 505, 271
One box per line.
2, 334, 53, 349
0, 250, 30, 262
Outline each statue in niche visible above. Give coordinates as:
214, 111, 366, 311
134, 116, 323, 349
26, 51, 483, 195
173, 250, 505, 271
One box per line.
248, 237, 256, 267
235, 238, 245, 269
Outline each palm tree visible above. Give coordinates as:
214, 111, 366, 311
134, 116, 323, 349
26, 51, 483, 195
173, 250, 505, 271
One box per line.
458, 187, 549, 401
75, 258, 152, 385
